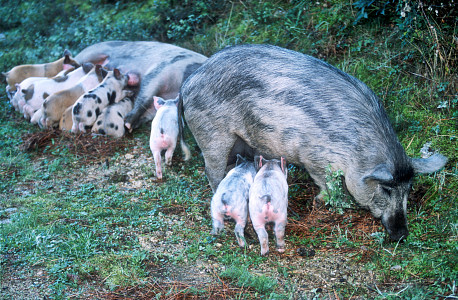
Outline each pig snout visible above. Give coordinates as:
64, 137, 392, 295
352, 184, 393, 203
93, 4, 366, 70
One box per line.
381, 210, 408, 241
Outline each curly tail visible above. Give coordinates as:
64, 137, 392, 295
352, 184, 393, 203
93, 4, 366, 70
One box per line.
178, 93, 191, 161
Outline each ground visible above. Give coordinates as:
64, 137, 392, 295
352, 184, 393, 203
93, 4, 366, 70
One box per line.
1, 128, 430, 299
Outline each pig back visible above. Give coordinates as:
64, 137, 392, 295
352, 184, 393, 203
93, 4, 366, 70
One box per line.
181, 44, 409, 184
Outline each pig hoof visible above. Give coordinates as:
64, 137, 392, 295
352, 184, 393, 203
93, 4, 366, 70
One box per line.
277, 247, 285, 253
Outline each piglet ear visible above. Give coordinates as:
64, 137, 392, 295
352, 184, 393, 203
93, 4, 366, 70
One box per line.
82, 62, 94, 73
411, 153, 447, 174
280, 157, 287, 176
173, 94, 180, 106
153, 96, 165, 110
362, 164, 393, 184
63, 49, 72, 57
254, 155, 261, 171
113, 68, 122, 80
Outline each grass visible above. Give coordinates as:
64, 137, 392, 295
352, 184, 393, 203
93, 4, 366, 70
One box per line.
1, 0, 457, 299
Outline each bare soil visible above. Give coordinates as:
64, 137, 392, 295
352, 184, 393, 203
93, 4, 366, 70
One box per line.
1, 130, 417, 299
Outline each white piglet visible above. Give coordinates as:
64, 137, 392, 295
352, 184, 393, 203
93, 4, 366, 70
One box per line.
11, 76, 47, 112
149, 96, 191, 180
21, 66, 90, 120
249, 156, 289, 256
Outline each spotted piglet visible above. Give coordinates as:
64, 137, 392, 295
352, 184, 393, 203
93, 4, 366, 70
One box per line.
92, 97, 133, 138
210, 155, 256, 247
149, 96, 191, 180
71, 69, 135, 133
249, 156, 288, 256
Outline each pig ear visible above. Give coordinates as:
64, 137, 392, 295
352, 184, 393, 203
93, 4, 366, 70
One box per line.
153, 96, 165, 110
63, 49, 72, 57
362, 164, 393, 184
254, 155, 261, 170
411, 153, 447, 174
235, 154, 246, 166
113, 69, 122, 80
173, 95, 179, 106
82, 62, 94, 73
280, 157, 287, 176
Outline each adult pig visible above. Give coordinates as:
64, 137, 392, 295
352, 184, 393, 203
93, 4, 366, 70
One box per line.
249, 156, 288, 256
210, 155, 256, 247
180, 44, 448, 241
72, 41, 207, 130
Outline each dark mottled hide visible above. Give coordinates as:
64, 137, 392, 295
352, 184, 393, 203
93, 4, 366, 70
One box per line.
180, 44, 447, 241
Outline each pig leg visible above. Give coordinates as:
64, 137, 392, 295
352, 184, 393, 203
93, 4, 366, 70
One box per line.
124, 84, 157, 130
164, 145, 176, 166
153, 150, 163, 180
274, 220, 287, 253
199, 135, 237, 192
210, 213, 225, 235
234, 222, 246, 248
253, 225, 269, 256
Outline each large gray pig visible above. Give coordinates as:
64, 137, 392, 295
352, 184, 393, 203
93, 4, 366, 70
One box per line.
72, 41, 207, 130
180, 44, 448, 241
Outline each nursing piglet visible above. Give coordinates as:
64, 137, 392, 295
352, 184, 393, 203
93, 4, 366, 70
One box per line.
32, 64, 106, 127
249, 156, 288, 256
149, 96, 191, 180
3, 50, 79, 99
71, 68, 135, 133
210, 155, 256, 247
10, 76, 47, 111
22, 65, 92, 120
91, 97, 133, 138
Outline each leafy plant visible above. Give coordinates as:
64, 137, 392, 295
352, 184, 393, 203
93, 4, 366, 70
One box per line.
322, 165, 353, 214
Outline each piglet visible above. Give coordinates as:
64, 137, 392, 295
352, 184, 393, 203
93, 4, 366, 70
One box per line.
91, 97, 133, 138
249, 156, 288, 256
149, 96, 191, 180
71, 68, 135, 133
210, 155, 256, 247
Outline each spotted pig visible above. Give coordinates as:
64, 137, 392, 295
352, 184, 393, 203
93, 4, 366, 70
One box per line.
249, 156, 288, 256
210, 155, 256, 248
71, 68, 136, 133
92, 97, 133, 138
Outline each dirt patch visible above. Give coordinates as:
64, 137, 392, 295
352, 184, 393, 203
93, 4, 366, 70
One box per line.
1, 130, 427, 299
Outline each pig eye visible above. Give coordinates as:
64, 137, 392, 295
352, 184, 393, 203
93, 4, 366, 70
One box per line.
381, 186, 392, 196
